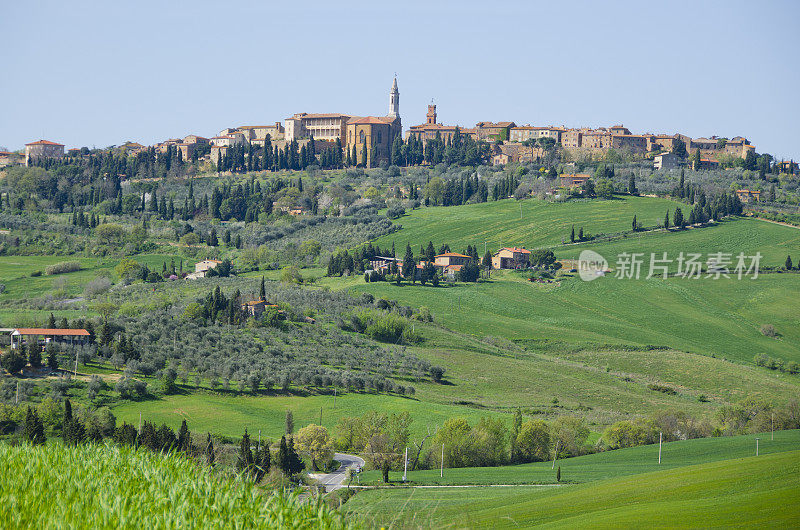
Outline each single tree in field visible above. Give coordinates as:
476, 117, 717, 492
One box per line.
673, 207, 684, 229
47, 348, 58, 370
28, 345, 42, 369
237, 428, 254, 475
23, 407, 46, 445
260, 276, 266, 301
664, 209, 670, 229
177, 420, 191, 453
295, 424, 334, 471
205, 433, 216, 466
402, 244, 415, 282
557, 465, 561, 482
285, 410, 294, 435
786, 255, 793, 271
578, 227, 584, 241
482, 249, 492, 269
632, 215, 638, 232
570, 225, 575, 243
628, 174, 637, 195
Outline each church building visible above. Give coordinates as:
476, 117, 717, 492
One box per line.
344, 77, 402, 167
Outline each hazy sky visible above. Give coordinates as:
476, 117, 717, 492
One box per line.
2, 0, 798, 159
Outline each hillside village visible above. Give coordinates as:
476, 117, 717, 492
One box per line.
6, 77, 797, 183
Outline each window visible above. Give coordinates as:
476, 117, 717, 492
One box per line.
359, 130, 365, 143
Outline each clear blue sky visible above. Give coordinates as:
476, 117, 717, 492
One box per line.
2, 0, 798, 159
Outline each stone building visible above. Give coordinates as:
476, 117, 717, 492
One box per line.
475, 121, 516, 141
509, 126, 563, 143
406, 104, 478, 144
285, 113, 354, 143
24, 140, 64, 166
654, 152, 680, 170
343, 77, 402, 167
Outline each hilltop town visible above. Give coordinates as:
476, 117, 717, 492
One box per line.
5, 77, 796, 181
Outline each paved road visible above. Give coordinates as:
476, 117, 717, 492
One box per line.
314, 453, 365, 492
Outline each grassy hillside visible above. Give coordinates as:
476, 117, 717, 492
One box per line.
346, 449, 800, 528
558, 216, 800, 270
375, 196, 686, 252
339, 272, 800, 363
360, 428, 800, 485
0, 442, 346, 529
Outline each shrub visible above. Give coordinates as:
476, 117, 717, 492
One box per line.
647, 383, 677, 395
760, 324, 777, 337
84, 277, 112, 298
31, 270, 42, 277
45, 261, 82, 275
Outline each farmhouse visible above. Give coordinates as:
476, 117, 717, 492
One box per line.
559, 174, 590, 188
492, 247, 531, 269
369, 256, 402, 273
434, 252, 472, 268
11, 328, 90, 350
241, 300, 279, 317
187, 259, 221, 279
735, 189, 761, 203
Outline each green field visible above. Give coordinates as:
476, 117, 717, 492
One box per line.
346, 442, 800, 528
375, 196, 686, 252
358, 428, 800, 485
0, 253, 195, 325
339, 271, 800, 364
558, 216, 800, 270
109, 389, 515, 441
347, 451, 800, 528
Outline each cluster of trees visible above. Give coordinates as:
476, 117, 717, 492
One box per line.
753, 353, 800, 374
326, 242, 395, 276
387, 130, 490, 168
422, 174, 489, 206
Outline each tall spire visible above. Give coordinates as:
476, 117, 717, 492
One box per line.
388, 75, 399, 118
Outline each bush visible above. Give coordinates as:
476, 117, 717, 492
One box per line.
45, 261, 82, 275
760, 324, 777, 337
647, 383, 677, 395
84, 277, 112, 298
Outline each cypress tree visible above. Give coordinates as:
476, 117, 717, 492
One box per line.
23, 407, 46, 445
237, 429, 253, 474
557, 465, 561, 482
177, 419, 191, 453
277, 435, 290, 474
786, 255, 793, 271
285, 410, 294, 435
28, 344, 42, 369
632, 215, 638, 232
664, 210, 670, 229
260, 276, 266, 301
205, 433, 216, 466
570, 225, 575, 243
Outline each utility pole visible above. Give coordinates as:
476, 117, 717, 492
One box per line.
440, 444, 444, 478
755, 438, 760, 456
258, 429, 261, 446
319, 407, 322, 425
333, 388, 336, 409
771, 412, 774, 441
138, 412, 142, 436
15, 381, 20, 404
658, 432, 662, 464
74, 352, 78, 377
403, 447, 408, 482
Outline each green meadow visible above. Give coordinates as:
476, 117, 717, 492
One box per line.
558, 216, 800, 270
357, 428, 800, 486
374, 195, 686, 252
346, 449, 800, 528
109, 389, 514, 441
341, 272, 800, 363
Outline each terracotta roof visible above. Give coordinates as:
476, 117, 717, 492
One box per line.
348, 116, 395, 125
14, 328, 89, 336
25, 140, 64, 146
0, 151, 14, 156
444, 264, 464, 271
501, 247, 531, 254
435, 252, 470, 258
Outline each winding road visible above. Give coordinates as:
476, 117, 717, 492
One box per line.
314, 453, 365, 492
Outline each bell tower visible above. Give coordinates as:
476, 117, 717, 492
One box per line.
388, 76, 400, 119
426, 103, 437, 124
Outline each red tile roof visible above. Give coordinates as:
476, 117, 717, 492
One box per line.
348, 116, 395, 125
501, 247, 531, 254
25, 140, 64, 146
14, 328, 89, 336
435, 252, 471, 258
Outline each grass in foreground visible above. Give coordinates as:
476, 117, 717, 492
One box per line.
0, 442, 347, 529
347, 449, 800, 528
